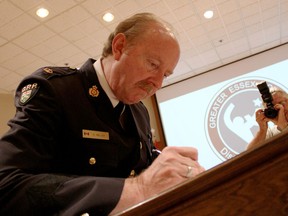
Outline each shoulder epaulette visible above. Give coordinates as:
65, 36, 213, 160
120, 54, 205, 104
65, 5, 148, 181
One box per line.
37, 66, 78, 80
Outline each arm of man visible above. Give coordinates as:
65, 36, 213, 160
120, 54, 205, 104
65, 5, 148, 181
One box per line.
0, 70, 124, 215
110, 146, 205, 214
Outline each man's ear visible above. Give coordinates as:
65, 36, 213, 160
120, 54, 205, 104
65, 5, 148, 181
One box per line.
112, 33, 126, 60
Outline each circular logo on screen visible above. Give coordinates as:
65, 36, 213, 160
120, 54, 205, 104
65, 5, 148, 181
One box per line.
205, 77, 286, 161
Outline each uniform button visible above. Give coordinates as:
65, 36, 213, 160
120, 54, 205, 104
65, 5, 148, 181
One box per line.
89, 157, 96, 165
130, 170, 136, 177
139, 142, 143, 149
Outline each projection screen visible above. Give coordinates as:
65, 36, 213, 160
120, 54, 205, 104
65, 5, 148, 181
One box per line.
156, 43, 288, 170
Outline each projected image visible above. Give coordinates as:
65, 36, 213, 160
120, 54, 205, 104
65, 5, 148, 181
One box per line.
157, 58, 288, 170
205, 78, 286, 162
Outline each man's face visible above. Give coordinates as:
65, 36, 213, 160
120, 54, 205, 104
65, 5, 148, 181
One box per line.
108, 28, 180, 104
273, 92, 288, 118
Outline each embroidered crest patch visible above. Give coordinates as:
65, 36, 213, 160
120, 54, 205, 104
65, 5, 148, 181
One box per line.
19, 83, 39, 105
89, 85, 100, 97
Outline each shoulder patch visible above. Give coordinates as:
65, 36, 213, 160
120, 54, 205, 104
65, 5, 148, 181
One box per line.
19, 83, 39, 105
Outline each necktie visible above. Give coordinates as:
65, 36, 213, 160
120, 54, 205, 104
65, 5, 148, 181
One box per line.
114, 102, 130, 132
114, 102, 125, 118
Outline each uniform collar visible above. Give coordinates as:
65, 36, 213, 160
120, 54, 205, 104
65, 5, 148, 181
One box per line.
94, 58, 119, 108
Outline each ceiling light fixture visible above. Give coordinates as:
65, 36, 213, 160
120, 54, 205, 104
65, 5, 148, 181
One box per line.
102, 12, 114, 22
204, 10, 214, 19
36, 8, 49, 18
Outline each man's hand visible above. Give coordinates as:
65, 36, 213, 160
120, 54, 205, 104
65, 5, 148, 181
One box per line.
110, 146, 205, 214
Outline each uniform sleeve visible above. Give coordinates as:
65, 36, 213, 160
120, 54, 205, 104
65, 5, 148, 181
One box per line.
0, 72, 124, 215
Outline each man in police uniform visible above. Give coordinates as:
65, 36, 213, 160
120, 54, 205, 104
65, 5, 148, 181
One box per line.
0, 13, 204, 215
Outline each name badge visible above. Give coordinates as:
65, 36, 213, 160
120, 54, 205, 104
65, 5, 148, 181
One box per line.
82, 129, 109, 140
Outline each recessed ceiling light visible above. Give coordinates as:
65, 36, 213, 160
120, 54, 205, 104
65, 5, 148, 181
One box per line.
36, 8, 49, 18
103, 12, 114, 22
204, 10, 214, 19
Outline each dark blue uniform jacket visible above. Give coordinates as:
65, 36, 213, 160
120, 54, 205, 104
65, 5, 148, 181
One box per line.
0, 58, 159, 215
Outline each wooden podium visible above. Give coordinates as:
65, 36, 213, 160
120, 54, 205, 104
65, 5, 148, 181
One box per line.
114, 130, 288, 216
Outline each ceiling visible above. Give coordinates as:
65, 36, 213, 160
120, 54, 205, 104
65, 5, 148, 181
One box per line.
1, 0, 288, 95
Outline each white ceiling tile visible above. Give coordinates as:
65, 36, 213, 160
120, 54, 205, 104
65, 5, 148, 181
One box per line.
172, 60, 193, 76
0, 43, 23, 63
13, 26, 56, 49
181, 47, 199, 60
241, 2, 260, 18
74, 37, 97, 50
81, 0, 111, 16
0, 66, 10, 78
57, 52, 90, 68
10, 0, 41, 11
114, 0, 139, 17
178, 39, 195, 53
281, 1, 288, 13
0, 13, 39, 40
89, 28, 111, 44
186, 25, 206, 39
64, 5, 91, 24
193, 0, 216, 16
139, 1, 169, 15
193, 35, 212, 47
263, 17, 280, 28
195, 42, 214, 53
0, 72, 23, 90
164, 0, 192, 10
17, 58, 52, 76
260, 0, 280, 10
204, 18, 224, 32
180, 15, 201, 31
60, 27, 86, 42
1, 51, 38, 71
201, 49, 220, 65
243, 14, 261, 27
226, 21, 244, 34
185, 54, 206, 70
222, 11, 242, 25
135, 0, 161, 8
217, 0, 238, 15
238, 0, 258, 8
158, 12, 179, 26
0, 37, 7, 46
45, 6, 91, 32
41, 35, 70, 51
0, 1, 23, 27
245, 22, 262, 34
231, 37, 250, 51
229, 29, 247, 40
208, 28, 227, 41
78, 17, 103, 34
248, 31, 265, 48
216, 42, 236, 59
83, 45, 103, 59
173, 5, 195, 21
29, 43, 56, 58
46, 0, 77, 13
44, 44, 82, 64
262, 6, 279, 20
264, 26, 281, 42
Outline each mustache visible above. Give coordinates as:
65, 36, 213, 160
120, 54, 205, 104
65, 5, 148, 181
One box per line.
137, 81, 155, 94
